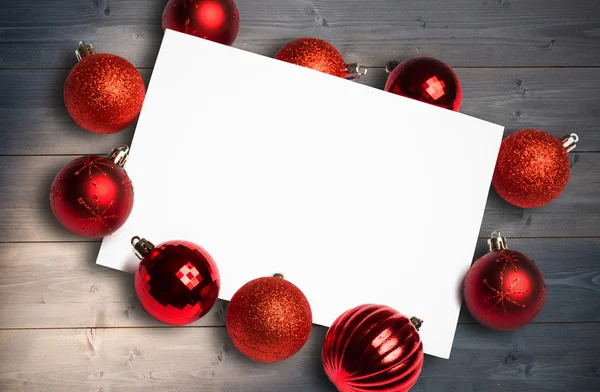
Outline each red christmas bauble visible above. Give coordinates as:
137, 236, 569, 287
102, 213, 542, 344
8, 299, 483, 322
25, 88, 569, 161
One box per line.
50, 146, 134, 238
322, 304, 424, 392
275, 38, 347, 78
64, 42, 145, 134
464, 232, 546, 331
384, 57, 462, 111
492, 130, 577, 208
226, 276, 312, 362
162, 0, 240, 46
133, 237, 220, 325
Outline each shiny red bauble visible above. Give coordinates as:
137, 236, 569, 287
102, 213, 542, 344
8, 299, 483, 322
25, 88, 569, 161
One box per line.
50, 146, 134, 238
162, 0, 239, 46
133, 237, 220, 325
226, 276, 312, 362
492, 130, 578, 208
464, 232, 546, 331
64, 42, 145, 134
322, 304, 424, 392
384, 57, 462, 111
275, 38, 347, 78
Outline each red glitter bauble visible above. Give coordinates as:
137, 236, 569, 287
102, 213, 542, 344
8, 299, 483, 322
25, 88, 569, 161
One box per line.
464, 232, 546, 331
133, 237, 220, 325
50, 146, 134, 239
492, 129, 577, 208
384, 57, 462, 111
226, 276, 312, 362
322, 304, 424, 392
64, 42, 145, 134
162, 0, 239, 46
275, 38, 347, 78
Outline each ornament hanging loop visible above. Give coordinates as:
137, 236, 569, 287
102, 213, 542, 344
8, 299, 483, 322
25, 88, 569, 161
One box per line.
273, 273, 285, 279
75, 41, 96, 61
385, 60, 400, 74
410, 316, 423, 331
560, 133, 579, 153
131, 236, 155, 259
345, 63, 368, 80
107, 145, 130, 167
488, 231, 508, 252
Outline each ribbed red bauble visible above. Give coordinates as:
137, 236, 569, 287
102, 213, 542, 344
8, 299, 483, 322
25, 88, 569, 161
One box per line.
322, 304, 424, 392
464, 232, 546, 331
64, 42, 145, 134
133, 237, 220, 325
50, 146, 134, 238
226, 275, 312, 363
384, 57, 462, 111
492, 130, 578, 208
162, 0, 239, 46
275, 38, 366, 79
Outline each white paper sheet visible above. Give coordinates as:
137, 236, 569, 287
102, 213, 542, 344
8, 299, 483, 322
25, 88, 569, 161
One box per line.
96, 30, 504, 359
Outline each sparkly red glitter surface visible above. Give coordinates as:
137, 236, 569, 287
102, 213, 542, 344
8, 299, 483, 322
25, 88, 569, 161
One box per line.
492, 129, 571, 208
226, 277, 312, 362
64, 53, 145, 134
322, 304, 424, 392
135, 241, 220, 325
464, 250, 546, 331
384, 57, 462, 111
275, 38, 347, 78
162, 0, 240, 45
50, 155, 134, 238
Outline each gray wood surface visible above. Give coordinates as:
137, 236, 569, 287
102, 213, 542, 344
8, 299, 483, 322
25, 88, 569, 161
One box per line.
0, 325, 598, 392
1, 0, 599, 391
2, 67, 600, 155
0, 239, 598, 329
1, 0, 599, 68
1, 154, 598, 241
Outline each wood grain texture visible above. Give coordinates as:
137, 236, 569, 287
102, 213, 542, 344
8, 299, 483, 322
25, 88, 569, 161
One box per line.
0, 325, 598, 392
1, 0, 599, 390
0, 239, 598, 329
2, 67, 599, 156
0, 68, 600, 155
1, 0, 600, 68
0, 152, 597, 242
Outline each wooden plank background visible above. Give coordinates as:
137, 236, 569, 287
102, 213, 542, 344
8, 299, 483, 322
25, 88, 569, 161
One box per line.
0, 0, 599, 391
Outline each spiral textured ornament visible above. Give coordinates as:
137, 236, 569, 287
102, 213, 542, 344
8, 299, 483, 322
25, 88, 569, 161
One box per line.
162, 0, 240, 45
322, 304, 424, 392
384, 57, 461, 111
464, 232, 546, 331
226, 276, 312, 362
133, 237, 220, 325
50, 146, 134, 238
275, 38, 347, 78
492, 130, 577, 208
64, 42, 145, 134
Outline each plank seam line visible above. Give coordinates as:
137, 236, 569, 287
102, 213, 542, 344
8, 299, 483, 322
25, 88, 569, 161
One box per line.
1, 321, 599, 332
2, 151, 600, 157
3, 236, 600, 245
1, 65, 600, 71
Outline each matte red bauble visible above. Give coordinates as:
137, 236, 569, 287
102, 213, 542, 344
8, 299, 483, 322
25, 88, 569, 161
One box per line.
322, 304, 424, 392
275, 38, 366, 79
133, 237, 220, 325
162, 0, 239, 46
492, 130, 578, 208
384, 57, 462, 111
464, 232, 546, 331
226, 275, 312, 363
50, 146, 134, 238
64, 42, 145, 134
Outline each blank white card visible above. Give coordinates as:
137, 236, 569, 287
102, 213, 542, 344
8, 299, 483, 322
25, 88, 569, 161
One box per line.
97, 30, 504, 359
